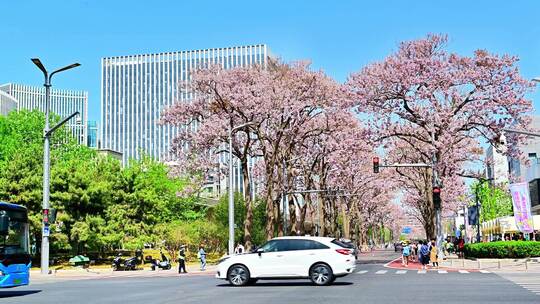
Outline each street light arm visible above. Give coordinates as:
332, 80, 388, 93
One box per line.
45, 111, 79, 137
50, 63, 81, 79
31, 58, 48, 83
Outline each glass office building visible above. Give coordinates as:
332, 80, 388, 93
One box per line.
0, 83, 88, 144
100, 44, 269, 164
87, 120, 99, 148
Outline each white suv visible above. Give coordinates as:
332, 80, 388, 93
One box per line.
216, 236, 356, 286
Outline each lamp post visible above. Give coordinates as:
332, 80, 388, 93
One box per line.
228, 122, 255, 255
32, 58, 80, 275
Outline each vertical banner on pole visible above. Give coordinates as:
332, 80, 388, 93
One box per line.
509, 182, 534, 233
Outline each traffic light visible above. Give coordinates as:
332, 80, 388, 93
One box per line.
49, 208, 57, 223
433, 187, 441, 209
373, 157, 380, 173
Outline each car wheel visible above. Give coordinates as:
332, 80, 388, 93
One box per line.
309, 263, 334, 286
227, 265, 250, 286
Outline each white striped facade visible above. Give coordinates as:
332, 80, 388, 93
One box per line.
0, 89, 18, 116
100, 45, 269, 175
0, 83, 88, 144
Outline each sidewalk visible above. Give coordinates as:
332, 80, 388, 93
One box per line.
384, 254, 540, 273
440, 254, 540, 273
30, 264, 217, 284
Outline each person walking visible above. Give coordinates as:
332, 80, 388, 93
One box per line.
401, 242, 410, 266
410, 242, 417, 262
419, 240, 430, 270
430, 239, 439, 268
178, 245, 187, 274
198, 245, 206, 271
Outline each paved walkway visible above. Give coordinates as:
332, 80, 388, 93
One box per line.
30, 264, 216, 284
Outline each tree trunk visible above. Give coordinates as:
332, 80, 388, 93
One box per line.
298, 201, 307, 235
342, 206, 350, 239
319, 193, 326, 236
288, 195, 296, 235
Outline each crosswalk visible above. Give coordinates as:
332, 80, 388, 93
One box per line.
356, 269, 490, 275
498, 273, 540, 297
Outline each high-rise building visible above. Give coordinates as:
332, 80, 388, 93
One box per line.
485, 115, 540, 215
0, 90, 17, 116
87, 120, 99, 148
100, 44, 269, 165
0, 83, 88, 144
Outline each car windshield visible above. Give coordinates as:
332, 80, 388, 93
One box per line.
0, 210, 30, 256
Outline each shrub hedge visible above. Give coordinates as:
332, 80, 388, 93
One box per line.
464, 241, 540, 259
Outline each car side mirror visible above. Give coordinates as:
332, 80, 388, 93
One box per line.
257, 248, 264, 256
0, 211, 9, 236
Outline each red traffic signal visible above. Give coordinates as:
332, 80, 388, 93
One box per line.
373, 157, 380, 173
433, 187, 441, 209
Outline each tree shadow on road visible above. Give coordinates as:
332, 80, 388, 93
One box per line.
0, 290, 42, 298
217, 282, 353, 287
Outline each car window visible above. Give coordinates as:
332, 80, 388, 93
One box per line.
307, 240, 329, 250
331, 239, 353, 248
280, 239, 329, 251
260, 240, 280, 252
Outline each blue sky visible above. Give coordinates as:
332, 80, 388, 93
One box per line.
1, 0, 540, 122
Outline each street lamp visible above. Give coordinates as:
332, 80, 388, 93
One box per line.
228, 122, 255, 255
32, 58, 80, 275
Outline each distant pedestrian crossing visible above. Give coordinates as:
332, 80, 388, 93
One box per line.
356, 269, 490, 275
498, 273, 540, 297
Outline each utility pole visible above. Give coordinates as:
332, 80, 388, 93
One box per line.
32, 58, 80, 275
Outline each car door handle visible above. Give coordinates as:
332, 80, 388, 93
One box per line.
308, 253, 316, 256
276, 255, 284, 257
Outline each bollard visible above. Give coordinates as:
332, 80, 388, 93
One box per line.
525, 260, 528, 270
462, 258, 465, 267
477, 260, 481, 269
498, 260, 501, 269
451, 259, 454, 267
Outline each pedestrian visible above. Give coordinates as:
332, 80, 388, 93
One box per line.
197, 245, 206, 271
457, 237, 465, 258
178, 245, 187, 274
419, 240, 430, 270
410, 242, 417, 262
401, 242, 410, 266
430, 239, 439, 269
234, 243, 245, 254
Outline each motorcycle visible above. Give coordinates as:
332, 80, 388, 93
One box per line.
151, 251, 172, 271
112, 253, 138, 271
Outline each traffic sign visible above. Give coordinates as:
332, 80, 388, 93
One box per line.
43, 226, 50, 237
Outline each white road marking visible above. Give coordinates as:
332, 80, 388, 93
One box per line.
396, 270, 407, 274
417, 270, 427, 274
458, 270, 469, 274
479, 270, 490, 273
438, 270, 448, 274
357, 270, 368, 274
497, 273, 540, 296
375, 270, 387, 274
